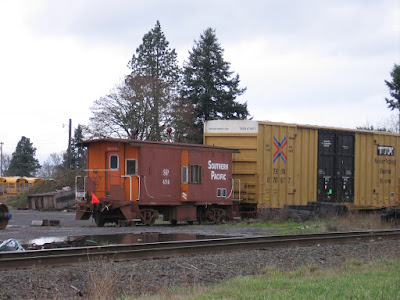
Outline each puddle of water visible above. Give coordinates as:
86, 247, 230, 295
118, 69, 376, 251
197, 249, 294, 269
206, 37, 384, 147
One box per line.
20, 232, 225, 250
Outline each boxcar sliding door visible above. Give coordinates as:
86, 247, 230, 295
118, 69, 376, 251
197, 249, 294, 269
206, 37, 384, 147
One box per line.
317, 130, 355, 203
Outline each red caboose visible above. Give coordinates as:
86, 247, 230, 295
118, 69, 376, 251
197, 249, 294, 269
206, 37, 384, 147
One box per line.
75, 138, 238, 226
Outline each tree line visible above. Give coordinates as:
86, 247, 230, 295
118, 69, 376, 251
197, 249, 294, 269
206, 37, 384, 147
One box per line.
1, 21, 399, 178
86, 21, 250, 144
1, 127, 85, 178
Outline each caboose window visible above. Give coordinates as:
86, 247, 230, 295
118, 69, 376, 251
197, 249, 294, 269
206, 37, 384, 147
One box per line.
217, 188, 227, 197
125, 159, 137, 175
181, 166, 188, 184
190, 165, 202, 184
221, 188, 227, 197
109, 155, 119, 170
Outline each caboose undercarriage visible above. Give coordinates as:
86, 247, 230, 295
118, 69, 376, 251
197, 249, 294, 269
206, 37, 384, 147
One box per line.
76, 197, 235, 226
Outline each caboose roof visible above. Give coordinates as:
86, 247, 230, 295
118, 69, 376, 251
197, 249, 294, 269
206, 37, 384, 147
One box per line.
77, 138, 237, 152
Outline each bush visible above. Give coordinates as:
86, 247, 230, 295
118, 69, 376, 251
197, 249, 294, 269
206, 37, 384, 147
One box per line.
3, 169, 85, 209
4, 192, 29, 209
29, 168, 86, 195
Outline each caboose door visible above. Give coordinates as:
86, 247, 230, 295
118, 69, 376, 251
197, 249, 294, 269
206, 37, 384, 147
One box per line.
105, 151, 125, 200
123, 158, 139, 201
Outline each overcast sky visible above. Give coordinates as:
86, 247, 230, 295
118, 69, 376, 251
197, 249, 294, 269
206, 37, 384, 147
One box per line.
0, 0, 399, 163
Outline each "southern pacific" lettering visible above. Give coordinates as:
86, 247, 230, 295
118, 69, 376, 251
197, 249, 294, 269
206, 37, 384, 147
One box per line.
208, 160, 229, 170
208, 160, 229, 181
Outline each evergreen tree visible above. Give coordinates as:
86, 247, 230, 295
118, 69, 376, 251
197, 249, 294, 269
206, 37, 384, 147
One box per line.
385, 64, 400, 109
385, 64, 400, 132
7, 136, 41, 177
183, 28, 249, 143
169, 96, 197, 143
71, 125, 86, 169
127, 20, 182, 141
61, 125, 87, 170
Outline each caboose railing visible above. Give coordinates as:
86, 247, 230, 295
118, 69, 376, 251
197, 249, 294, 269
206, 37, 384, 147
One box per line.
75, 174, 142, 202
75, 175, 87, 200
75, 176, 87, 201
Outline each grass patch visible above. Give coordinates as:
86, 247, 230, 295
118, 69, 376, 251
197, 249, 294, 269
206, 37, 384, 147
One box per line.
220, 219, 325, 235
220, 210, 399, 235
324, 212, 394, 232
131, 259, 400, 300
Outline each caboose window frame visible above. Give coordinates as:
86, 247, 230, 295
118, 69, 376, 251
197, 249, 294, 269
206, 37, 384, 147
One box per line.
190, 164, 202, 184
125, 159, 137, 175
109, 154, 119, 170
181, 166, 188, 184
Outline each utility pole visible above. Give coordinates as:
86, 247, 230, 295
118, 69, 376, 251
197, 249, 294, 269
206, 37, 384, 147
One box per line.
67, 119, 72, 170
0, 142, 3, 176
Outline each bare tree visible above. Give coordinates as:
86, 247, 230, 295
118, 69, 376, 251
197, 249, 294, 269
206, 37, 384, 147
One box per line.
88, 76, 171, 140
357, 113, 399, 133
37, 153, 63, 178
0, 153, 11, 176
87, 21, 182, 141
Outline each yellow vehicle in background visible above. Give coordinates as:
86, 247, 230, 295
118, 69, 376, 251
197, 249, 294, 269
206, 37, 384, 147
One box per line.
0, 177, 45, 200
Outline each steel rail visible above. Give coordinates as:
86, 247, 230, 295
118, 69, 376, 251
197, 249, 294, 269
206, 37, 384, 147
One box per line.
1, 229, 400, 270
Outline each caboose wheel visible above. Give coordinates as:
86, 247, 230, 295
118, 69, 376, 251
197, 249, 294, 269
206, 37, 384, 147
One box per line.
95, 217, 106, 227
140, 209, 158, 226
212, 208, 226, 224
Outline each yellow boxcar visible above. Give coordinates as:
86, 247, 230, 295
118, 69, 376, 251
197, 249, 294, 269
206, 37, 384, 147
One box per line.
204, 120, 400, 212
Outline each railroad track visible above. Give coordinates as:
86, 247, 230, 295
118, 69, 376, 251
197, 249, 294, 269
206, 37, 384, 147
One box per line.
1, 229, 400, 270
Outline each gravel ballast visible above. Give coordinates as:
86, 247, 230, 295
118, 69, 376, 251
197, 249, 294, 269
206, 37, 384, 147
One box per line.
0, 210, 399, 299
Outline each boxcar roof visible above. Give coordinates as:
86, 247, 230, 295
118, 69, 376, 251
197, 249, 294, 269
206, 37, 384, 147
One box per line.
204, 120, 400, 137
257, 120, 400, 136
77, 138, 237, 152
